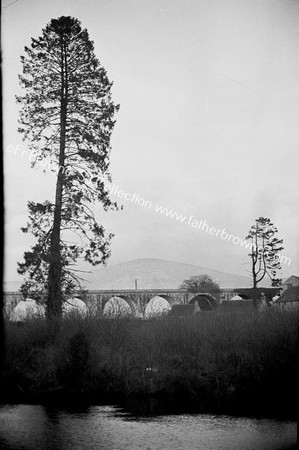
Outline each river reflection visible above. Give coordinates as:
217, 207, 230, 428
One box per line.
0, 403, 296, 450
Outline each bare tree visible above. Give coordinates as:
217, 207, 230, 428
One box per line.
180, 274, 220, 299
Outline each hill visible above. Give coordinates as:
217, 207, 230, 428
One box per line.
83, 258, 254, 290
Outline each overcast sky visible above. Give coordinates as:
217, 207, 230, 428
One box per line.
3, 0, 299, 284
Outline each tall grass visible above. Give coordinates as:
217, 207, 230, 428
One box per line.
2, 309, 298, 417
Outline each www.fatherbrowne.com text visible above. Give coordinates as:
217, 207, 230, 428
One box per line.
106, 184, 291, 266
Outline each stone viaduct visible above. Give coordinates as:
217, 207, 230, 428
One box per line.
4, 289, 222, 316
3, 287, 280, 317
82, 289, 220, 313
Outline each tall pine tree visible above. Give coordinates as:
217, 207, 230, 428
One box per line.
17, 16, 119, 319
246, 217, 284, 288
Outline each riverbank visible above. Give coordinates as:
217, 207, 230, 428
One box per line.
1, 309, 298, 419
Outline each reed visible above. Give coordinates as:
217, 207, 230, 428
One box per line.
2, 309, 297, 417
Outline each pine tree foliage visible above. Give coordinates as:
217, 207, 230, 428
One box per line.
16, 16, 119, 317
245, 217, 284, 288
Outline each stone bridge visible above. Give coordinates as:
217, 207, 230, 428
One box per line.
3, 289, 221, 316
82, 289, 219, 314
4, 287, 279, 317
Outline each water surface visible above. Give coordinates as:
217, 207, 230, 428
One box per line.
0, 404, 296, 450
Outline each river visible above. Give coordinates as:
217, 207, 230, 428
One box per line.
0, 403, 296, 450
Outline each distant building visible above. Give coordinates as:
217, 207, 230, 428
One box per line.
270, 275, 299, 310
281, 275, 299, 292
274, 286, 299, 310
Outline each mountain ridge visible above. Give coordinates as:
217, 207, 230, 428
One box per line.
5, 258, 267, 291
84, 257, 255, 289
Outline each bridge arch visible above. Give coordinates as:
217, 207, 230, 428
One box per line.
234, 293, 251, 300
189, 294, 218, 311
103, 296, 138, 317
144, 295, 172, 318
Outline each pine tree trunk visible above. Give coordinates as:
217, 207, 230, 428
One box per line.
47, 36, 67, 320
47, 169, 64, 319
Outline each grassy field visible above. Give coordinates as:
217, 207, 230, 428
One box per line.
1, 308, 298, 418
